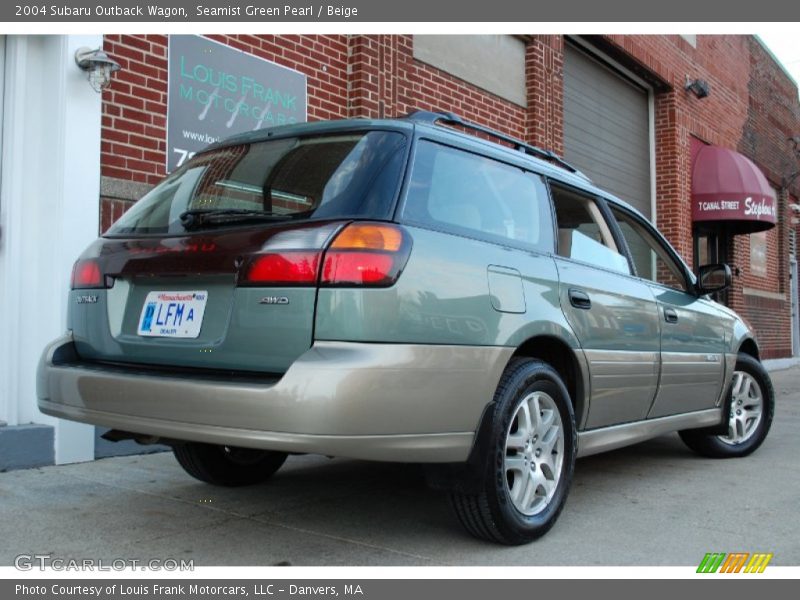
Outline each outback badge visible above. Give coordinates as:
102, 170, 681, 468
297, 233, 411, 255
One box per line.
76, 295, 99, 304
259, 296, 290, 305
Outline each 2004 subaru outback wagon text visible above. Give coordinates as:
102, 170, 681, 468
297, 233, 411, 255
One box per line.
38, 111, 775, 544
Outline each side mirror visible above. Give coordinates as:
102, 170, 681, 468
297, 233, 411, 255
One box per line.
696, 263, 732, 295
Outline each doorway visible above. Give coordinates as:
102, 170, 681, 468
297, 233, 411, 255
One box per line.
694, 226, 730, 305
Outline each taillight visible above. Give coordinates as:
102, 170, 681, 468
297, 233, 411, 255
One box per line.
238, 223, 410, 288
321, 223, 410, 287
243, 251, 320, 286
71, 259, 105, 289
322, 252, 395, 284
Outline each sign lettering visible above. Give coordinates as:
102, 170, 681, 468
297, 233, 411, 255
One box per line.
167, 35, 307, 172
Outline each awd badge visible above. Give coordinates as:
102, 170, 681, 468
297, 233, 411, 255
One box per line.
259, 296, 289, 305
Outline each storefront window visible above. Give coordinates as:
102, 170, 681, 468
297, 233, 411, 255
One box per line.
693, 229, 722, 269
750, 231, 768, 277
697, 233, 711, 267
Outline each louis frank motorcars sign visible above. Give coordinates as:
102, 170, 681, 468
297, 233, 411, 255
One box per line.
167, 35, 307, 172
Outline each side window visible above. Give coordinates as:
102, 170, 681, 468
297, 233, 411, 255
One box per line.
610, 206, 690, 293
550, 184, 630, 274
402, 140, 554, 253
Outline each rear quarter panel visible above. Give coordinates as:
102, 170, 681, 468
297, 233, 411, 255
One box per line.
315, 226, 580, 349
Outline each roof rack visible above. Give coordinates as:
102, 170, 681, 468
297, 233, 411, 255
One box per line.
404, 110, 589, 180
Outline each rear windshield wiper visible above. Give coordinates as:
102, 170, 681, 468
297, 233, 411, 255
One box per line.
179, 209, 302, 230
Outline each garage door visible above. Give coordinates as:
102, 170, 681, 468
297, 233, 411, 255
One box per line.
563, 43, 652, 217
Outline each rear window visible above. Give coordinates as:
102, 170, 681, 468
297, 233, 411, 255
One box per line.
401, 140, 554, 253
107, 131, 407, 235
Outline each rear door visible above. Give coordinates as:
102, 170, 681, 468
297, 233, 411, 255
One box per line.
606, 205, 726, 417
550, 183, 661, 428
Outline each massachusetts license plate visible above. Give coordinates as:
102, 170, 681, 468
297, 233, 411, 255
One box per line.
137, 291, 208, 338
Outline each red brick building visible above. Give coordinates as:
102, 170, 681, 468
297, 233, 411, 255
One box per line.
99, 33, 800, 359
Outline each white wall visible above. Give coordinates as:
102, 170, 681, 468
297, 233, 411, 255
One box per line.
0, 35, 103, 463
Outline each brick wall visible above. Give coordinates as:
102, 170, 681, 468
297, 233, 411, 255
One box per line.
99, 33, 800, 357
347, 35, 527, 136
101, 34, 168, 187
744, 293, 791, 359
525, 36, 564, 155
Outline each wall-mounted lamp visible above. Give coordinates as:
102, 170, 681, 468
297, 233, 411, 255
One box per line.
74, 47, 121, 93
685, 76, 710, 99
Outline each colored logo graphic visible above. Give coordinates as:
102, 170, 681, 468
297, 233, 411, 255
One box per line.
697, 552, 773, 573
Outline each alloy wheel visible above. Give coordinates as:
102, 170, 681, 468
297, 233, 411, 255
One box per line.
718, 370, 764, 446
504, 391, 564, 516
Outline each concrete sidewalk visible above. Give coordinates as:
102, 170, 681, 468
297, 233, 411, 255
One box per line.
1, 366, 798, 566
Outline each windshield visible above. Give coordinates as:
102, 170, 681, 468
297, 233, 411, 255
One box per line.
107, 130, 407, 235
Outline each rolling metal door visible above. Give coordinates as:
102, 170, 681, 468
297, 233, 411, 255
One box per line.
563, 44, 651, 217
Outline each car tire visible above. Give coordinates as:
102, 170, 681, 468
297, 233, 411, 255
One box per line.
679, 353, 774, 458
449, 358, 576, 545
173, 442, 288, 486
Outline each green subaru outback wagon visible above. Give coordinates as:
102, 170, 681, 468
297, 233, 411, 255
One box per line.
38, 111, 774, 544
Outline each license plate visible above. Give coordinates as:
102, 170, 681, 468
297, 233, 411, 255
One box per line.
137, 291, 208, 338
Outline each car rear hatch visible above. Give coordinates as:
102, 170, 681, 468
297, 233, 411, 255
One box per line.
69, 127, 409, 374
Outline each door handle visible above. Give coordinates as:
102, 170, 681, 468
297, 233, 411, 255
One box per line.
568, 288, 592, 310
664, 308, 679, 323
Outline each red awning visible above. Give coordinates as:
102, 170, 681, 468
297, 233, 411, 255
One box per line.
691, 145, 777, 234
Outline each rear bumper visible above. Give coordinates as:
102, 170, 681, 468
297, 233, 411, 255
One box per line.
37, 334, 512, 462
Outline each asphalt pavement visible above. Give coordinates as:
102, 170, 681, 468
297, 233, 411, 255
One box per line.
1, 366, 798, 567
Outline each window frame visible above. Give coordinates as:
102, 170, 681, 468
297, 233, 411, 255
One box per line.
397, 136, 557, 255
606, 201, 698, 295
545, 179, 634, 277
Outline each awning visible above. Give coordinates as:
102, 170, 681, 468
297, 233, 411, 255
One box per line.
691, 145, 777, 234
